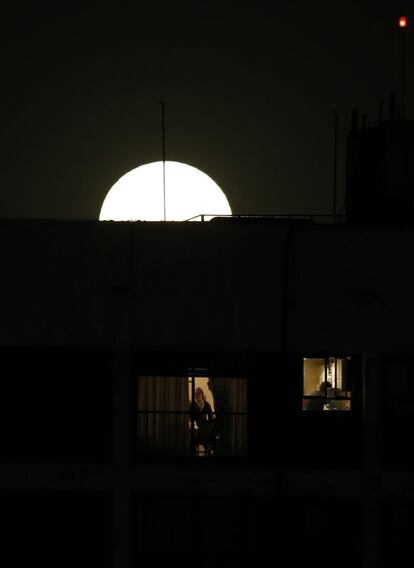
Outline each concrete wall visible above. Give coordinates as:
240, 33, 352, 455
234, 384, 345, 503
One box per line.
0, 219, 413, 355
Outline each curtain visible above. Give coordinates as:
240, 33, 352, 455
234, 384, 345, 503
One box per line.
137, 376, 189, 457
208, 377, 248, 457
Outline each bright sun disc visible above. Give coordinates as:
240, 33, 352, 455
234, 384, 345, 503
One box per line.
99, 161, 232, 221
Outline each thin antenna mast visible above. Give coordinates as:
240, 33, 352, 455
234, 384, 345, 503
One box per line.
398, 17, 407, 120
332, 111, 338, 222
160, 101, 166, 221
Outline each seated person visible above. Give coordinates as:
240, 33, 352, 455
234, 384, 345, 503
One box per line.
326, 386, 345, 410
305, 381, 332, 411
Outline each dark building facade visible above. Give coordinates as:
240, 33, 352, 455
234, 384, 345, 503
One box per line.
1, 113, 414, 568
346, 95, 414, 226
1, 217, 414, 567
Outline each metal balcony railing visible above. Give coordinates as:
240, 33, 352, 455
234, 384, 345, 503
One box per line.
185, 213, 347, 223
137, 411, 248, 458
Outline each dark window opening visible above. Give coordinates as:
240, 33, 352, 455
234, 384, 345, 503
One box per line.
384, 356, 414, 412
382, 356, 414, 468
302, 356, 353, 412
137, 368, 248, 458
133, 496, 254, 565
0, 347, 113, 462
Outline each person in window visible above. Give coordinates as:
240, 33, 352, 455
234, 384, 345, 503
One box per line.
189, 387, 217, 455
327, 385, 345, 410
306, 380, 332, 411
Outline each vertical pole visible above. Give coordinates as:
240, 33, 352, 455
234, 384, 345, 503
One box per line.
361, 353, 382, 568
332, 111, 338, 223
160, 101, 166, 221
400, 25, 405, 120
189, 369, 196, 457
112, 288, 133, 568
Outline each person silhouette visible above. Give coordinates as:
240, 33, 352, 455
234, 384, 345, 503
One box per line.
189, 387, 216, 455
305, 381, 332, 411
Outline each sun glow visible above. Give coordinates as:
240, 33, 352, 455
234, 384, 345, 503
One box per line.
99, 161, 232, 221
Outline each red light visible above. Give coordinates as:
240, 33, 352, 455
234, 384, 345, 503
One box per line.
399, 16, 407, 28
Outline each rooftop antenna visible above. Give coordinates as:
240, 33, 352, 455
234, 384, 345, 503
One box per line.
398, 16, 407, 119
351, 108, 359, 131
362, 114, 367, 129
332, 111, 338, 222
378, 98, 384, 123
160, 101, 166, 221
389, 90, 397, 121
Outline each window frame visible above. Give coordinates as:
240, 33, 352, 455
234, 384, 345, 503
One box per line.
382, 354, 414, 412
301, 354, 355, 412
134, 353, 249, 461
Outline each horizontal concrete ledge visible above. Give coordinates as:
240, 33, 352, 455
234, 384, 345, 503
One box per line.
0, 463, 413, 500
0, 463, 113, 492
132, 465, 363, 498
132, 463, 279, 496
281, 469, 362, 498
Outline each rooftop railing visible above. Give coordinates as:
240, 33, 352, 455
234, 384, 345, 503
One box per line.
185, 213, 347, 223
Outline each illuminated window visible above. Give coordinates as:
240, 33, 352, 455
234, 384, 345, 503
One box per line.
188, 369, 217, 457
137, 368, 248, 457
302, 356, 352, 411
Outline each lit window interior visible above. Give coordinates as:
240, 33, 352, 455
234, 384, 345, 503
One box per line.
302, 357, 352, 411
188, 374, 217, 457
137, 371, 247, 457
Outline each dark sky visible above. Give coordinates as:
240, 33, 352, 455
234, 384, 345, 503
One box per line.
0, 0, 412, 219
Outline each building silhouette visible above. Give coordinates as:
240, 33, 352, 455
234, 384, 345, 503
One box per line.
1, 102, 414, 568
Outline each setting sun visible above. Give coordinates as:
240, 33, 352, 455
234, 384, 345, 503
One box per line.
99, 161, 232, 222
